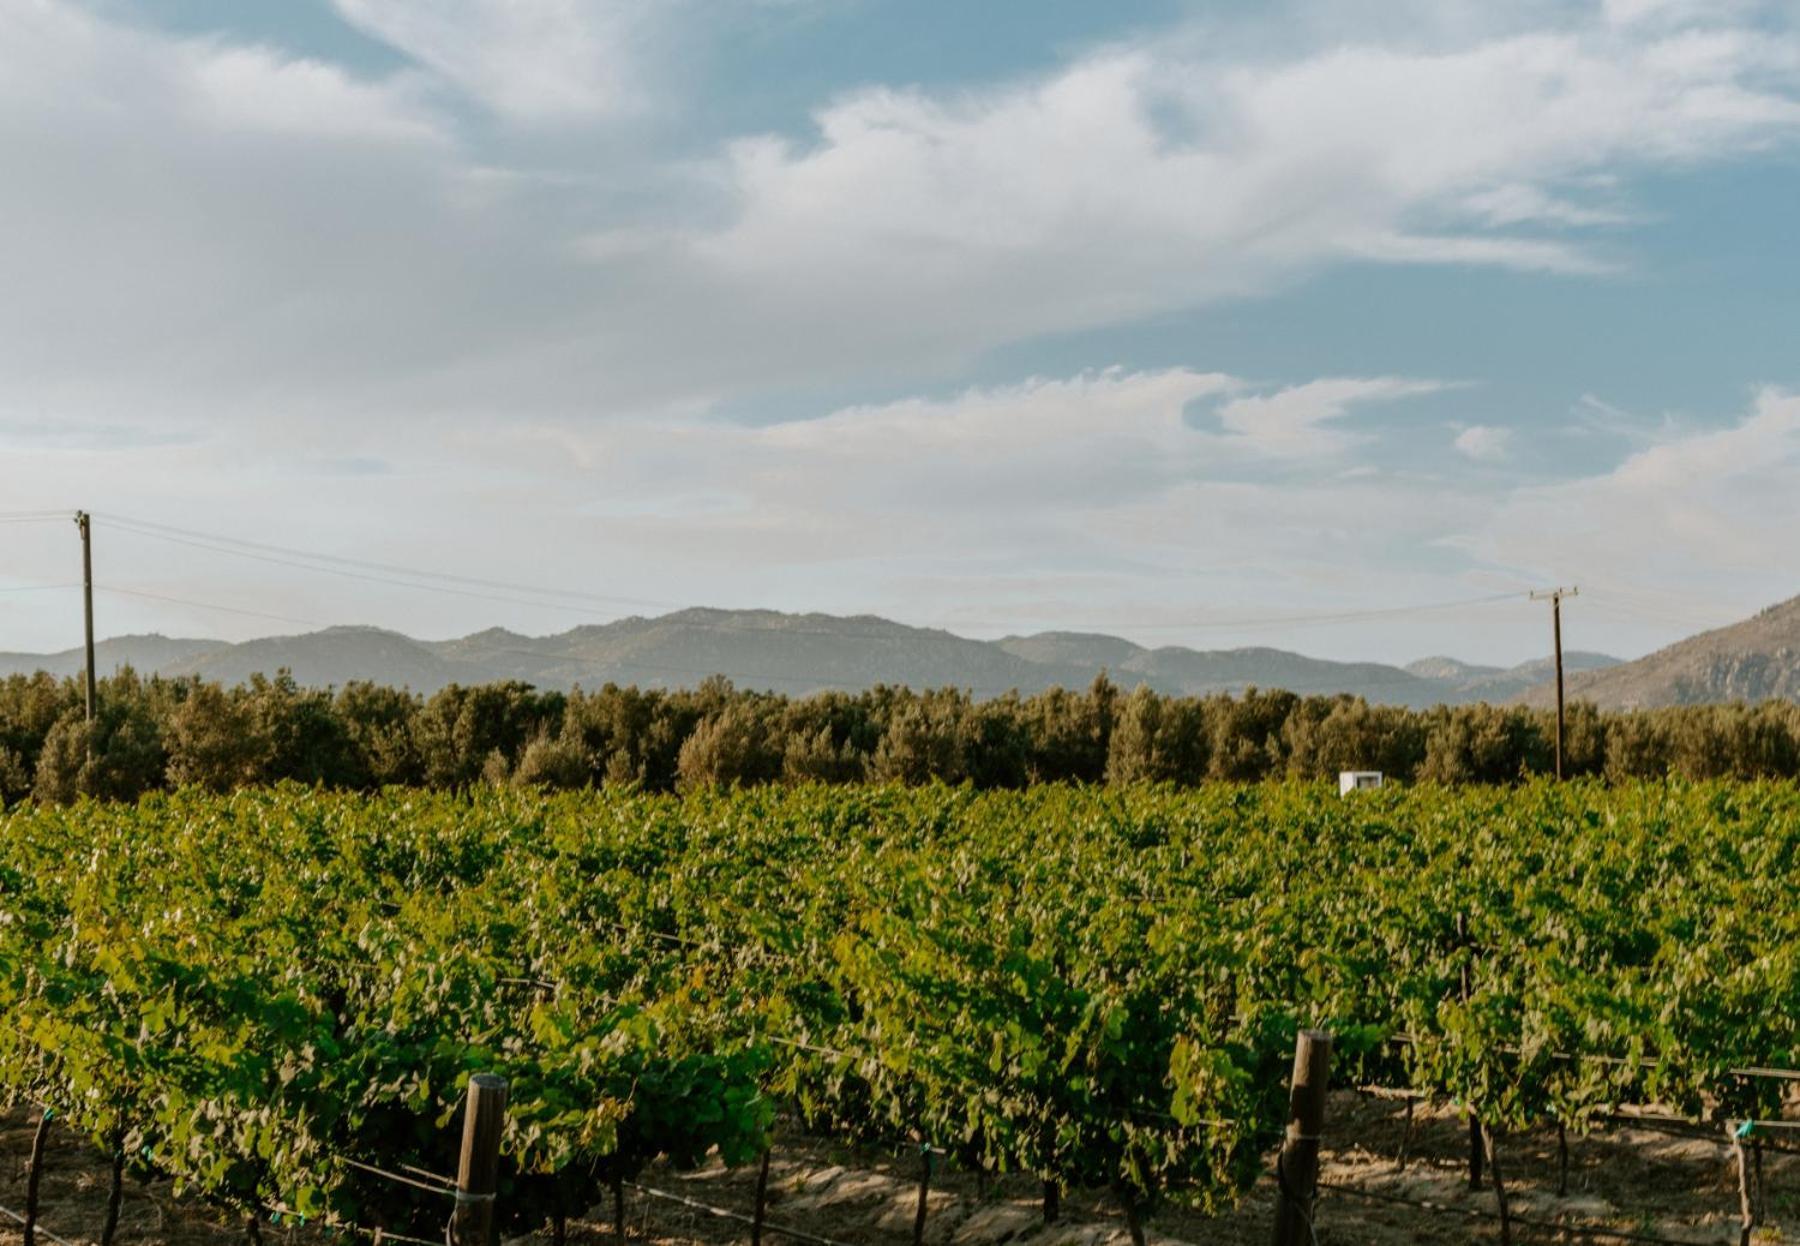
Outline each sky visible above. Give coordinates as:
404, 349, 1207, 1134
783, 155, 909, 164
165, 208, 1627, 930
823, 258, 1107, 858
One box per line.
2, 0, 1799, 667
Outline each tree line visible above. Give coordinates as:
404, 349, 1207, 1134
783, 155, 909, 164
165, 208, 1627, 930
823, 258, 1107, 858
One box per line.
3, 666, 1800, 805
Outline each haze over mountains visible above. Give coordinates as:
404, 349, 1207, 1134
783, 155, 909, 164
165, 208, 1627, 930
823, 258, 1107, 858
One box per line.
0, 606, 1626, 708
6, 594, 1799, 708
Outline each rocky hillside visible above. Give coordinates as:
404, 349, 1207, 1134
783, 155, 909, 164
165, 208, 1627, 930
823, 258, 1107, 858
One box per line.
1519, 595, 1800, 709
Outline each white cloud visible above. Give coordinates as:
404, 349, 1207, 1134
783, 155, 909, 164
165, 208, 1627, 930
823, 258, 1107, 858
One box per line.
1454, 425, 1513, 461
0, 5, 443, 144
685, 20, 1800, 381
1215, 378, 1449, 457
2, 1, 1799, 666
441, 367, 1468, 604
328, 0, 644, 123
3, 364, 1786, 666
1472, 387, 1800, 589
1, 2, 1796, 429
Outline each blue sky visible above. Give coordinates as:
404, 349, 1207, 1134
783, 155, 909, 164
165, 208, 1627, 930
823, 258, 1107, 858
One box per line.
2, 0, 1799, 666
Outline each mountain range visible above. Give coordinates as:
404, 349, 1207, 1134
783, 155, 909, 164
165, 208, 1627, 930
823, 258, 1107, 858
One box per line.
0, 606, 1628, 707
7, 594, 1800, 708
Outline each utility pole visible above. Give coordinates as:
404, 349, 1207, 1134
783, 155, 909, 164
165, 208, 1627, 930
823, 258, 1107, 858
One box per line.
76, 511, 96, 725
1530, 586, 1578, 779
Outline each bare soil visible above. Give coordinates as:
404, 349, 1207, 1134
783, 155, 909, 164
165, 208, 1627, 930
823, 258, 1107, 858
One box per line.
4, 1094, 1792, 1246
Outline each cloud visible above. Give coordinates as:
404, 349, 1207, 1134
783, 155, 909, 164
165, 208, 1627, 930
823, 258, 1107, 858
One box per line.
1454, 425, 1513, 461
2, 1, 1799, 668
693, 18, 1800, 373
1471, 387, 1800, 590
328, 0, 645, 123
5, 362, 1784, 666
1214, 378, 1449, 457
448, 367, 1470, 610
1, 2, 1797, 430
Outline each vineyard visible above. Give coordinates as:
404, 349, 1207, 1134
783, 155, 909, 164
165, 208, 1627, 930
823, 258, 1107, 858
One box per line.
2, 781, 1798, 1244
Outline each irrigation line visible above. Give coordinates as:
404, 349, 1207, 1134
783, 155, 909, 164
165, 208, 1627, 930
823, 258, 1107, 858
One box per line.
1598, 1114, 1800, 1158
625, 1181, 857, 1246
0, 1200, 77, 1246
1314, 1179, 1727, 1245
262, 1199, 442, 1246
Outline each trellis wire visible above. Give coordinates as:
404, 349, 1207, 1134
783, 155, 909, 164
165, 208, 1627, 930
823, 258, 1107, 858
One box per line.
625, 1181, 857, 1246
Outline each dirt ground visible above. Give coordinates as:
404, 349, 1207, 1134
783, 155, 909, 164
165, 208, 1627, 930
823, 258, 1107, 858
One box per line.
3, 1093, 1792, 1246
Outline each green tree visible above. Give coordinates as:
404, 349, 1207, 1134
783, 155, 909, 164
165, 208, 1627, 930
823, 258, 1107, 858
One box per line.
1020, 674, 1116, 783
677, 701, 781, 790
32, 670, 166, 803
1205, 688, 1298, 782
511, 730, 594, 790
165, 681, 261, 791
871, 690, 970, 785
782, 723, 866, 784
414, 682, 563, 788
1107, 687, 1208, 785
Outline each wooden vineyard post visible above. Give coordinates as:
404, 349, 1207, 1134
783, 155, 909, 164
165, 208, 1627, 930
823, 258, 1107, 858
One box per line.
101, 1134, 126, 1246
23, 1108, 51, 1246
1272, 1029, 1332, 1246
1482, 1125, 1512, 1246
911, 1145, 933, 1246
451, 1074, 508, 1246
1457, 911, 1483, 1190
1556, 1121, 1569, 1196
1730, 1125, 1754, 1246
1753, 1135, 1766, 1224
751, 1148, 772, 1246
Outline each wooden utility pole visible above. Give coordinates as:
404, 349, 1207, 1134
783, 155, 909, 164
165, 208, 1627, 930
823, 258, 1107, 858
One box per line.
451, 1074, 508, 1246
1272, 1029, 1332, 1246
75, 511, 96, 725
1530, 587, 1578, 779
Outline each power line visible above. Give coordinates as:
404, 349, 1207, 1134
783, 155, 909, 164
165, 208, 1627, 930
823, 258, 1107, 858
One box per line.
99, 512, 683, 612
97, 586, 328, 629
101, 521, 642, 620
28, 511, 1549, 690
97, 512, 1534, 640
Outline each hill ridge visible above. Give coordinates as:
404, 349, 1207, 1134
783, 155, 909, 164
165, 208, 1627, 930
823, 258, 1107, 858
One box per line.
0, 605, 1646, 705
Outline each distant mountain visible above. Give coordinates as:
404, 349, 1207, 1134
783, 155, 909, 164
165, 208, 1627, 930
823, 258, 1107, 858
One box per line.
0, 634, 225, 679
1412, 651, 1621, 703
170, 626, 463, 691
1519, 596, 1800, 709
1405, 656, 1502, 682
1, 607, 1625, 707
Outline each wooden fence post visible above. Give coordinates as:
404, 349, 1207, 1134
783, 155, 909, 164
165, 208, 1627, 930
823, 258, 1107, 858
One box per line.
1272, 1029, 1332, 1246
451, 1075, 508, 1246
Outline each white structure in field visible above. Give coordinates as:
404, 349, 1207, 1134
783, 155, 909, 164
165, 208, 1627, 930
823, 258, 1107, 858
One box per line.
1339, 771, 1384, 796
